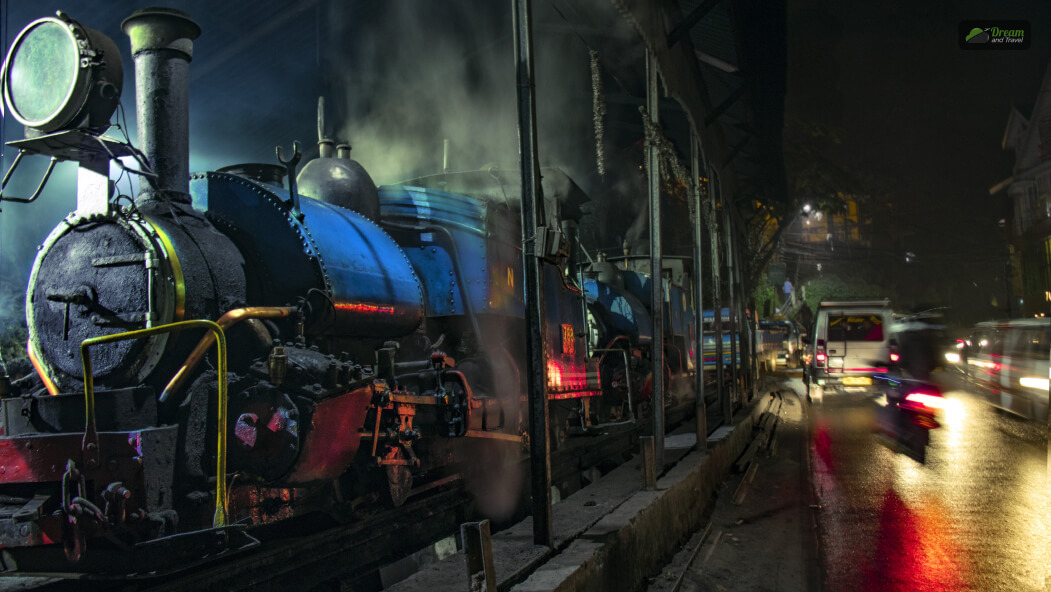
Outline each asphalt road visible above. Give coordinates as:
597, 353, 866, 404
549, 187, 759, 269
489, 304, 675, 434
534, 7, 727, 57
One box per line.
649, 368, 1048, 592
808, 370, 1049, 592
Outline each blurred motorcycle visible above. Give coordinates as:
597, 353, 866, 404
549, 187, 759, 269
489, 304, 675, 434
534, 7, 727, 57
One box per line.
873, 313, 947, 463
874, 373, 945, 463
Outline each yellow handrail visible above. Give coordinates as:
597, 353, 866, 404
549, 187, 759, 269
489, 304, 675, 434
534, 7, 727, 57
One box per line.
80, 320, 230, 527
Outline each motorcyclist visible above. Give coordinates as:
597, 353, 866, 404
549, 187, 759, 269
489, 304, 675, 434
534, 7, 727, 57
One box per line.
878, 315, 944, 461
896, 321, 940, 382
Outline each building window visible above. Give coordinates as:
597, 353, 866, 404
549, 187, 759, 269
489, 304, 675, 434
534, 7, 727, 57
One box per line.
1038, 174, 1051, 196
1022, 243, 1051, 297
1017, 190, 1032, 232
1041, 117, 1051, 160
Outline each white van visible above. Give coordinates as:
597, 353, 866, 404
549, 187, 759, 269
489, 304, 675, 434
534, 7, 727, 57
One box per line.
967, 318, 1050, 421
805, 300, 894, 402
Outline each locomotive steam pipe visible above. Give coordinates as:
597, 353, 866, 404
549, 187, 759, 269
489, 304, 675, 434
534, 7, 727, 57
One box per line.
122, 8, 201, 204
160, 306, 298, 403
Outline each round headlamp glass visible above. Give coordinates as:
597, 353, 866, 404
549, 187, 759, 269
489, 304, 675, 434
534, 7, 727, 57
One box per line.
7, 20, 78, 126
3, 17, 80, 130
2, 14, 122, 134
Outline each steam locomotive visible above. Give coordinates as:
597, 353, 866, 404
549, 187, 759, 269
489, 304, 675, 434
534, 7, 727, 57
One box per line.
0, 8, 699, 574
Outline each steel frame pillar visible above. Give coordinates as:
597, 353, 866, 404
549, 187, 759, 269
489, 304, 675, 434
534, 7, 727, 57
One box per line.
646, 48, 665, 469
512, 0, 552, 547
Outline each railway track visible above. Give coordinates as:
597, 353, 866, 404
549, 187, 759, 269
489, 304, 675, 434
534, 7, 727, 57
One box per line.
0, 481, 467, 592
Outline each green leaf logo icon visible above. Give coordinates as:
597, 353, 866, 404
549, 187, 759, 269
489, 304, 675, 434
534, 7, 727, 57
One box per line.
966, 27, 988, 42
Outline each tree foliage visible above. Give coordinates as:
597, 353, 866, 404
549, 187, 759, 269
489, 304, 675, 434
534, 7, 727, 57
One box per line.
783, 119, 866, 214
800, 274, 887, 312
753, 282, 778, 318
0, 284, 27, 366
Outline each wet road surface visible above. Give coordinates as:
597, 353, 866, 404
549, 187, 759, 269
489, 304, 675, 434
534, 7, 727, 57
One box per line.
807, 371, 1049, 592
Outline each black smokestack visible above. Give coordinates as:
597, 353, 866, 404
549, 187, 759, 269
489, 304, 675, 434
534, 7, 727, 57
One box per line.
122, 7, 201, 205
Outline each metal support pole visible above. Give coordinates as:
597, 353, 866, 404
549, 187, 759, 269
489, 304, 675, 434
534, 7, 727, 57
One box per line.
710, 176, 728, 425
641, 435, 657, 489
723, 201, 739, 410
462, 520, 497, 592
691, 133, 707, 449
645, 49, 665, 469
731, 230, 750, 402
738, 238, 758, 400
512, 0, 552, 547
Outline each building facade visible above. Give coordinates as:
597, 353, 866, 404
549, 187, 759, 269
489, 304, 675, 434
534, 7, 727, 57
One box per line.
998, 60, 1051, 318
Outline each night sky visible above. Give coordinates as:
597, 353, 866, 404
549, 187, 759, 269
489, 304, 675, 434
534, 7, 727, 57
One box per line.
788, 0, 1051, 322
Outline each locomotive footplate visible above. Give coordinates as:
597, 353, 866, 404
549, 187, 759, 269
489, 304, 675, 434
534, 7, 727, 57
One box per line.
0, 524, 259, 577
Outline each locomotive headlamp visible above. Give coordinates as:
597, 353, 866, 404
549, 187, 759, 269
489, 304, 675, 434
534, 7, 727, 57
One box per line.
1, 12, 122, 134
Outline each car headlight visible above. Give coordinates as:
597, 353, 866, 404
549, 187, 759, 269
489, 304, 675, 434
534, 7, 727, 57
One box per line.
1019, 376, 1049, 391
1, 12, 122, 133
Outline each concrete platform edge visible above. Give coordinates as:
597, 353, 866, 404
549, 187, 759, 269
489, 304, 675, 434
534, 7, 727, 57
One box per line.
510, 398, 769, 592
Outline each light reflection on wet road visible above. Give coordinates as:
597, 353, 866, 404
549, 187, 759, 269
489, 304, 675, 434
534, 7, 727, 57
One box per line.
808, 372, 1048, 592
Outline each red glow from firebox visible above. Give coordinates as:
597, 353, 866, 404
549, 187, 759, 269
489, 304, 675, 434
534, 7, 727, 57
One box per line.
335, 302, 396, 314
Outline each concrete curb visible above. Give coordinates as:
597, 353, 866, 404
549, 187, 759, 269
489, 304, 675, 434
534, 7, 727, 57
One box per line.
510, 398, 769, 592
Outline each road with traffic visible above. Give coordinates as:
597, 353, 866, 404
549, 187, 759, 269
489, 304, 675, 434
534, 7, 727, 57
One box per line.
652, 367, 1048, 592
811, 367, 1048, 591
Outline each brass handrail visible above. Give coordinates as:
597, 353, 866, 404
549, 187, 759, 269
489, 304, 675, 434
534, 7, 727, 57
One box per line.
80, 320, 230, 527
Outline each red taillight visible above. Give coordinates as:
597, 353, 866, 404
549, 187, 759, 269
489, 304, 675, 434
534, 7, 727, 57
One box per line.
816, 339, 826, 367
903, 391, 946, 409
889, 352, 900, 362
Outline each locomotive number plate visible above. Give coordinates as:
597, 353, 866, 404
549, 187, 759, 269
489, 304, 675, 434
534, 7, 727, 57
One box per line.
561, 324, 575, 355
